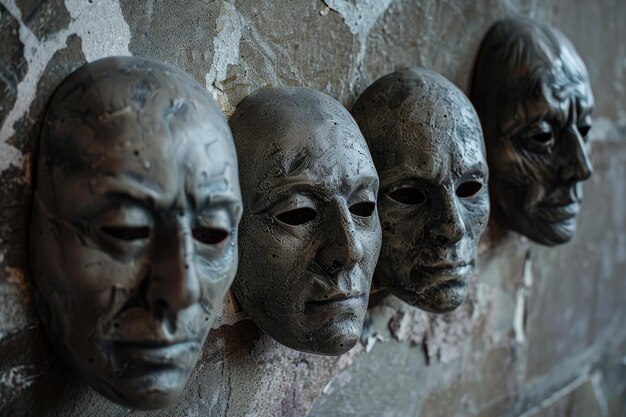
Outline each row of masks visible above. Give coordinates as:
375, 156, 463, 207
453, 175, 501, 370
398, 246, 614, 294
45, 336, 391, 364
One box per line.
29, 17, 593, 410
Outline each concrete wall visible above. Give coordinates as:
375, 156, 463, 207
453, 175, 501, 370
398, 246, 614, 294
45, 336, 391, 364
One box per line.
1, 0, 625, 416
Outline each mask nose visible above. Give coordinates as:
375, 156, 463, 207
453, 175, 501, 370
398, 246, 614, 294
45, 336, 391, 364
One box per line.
429, 190, 466, 245
315, 202, 364, 276
559, 127, 593, 183
147, 222, 201, 321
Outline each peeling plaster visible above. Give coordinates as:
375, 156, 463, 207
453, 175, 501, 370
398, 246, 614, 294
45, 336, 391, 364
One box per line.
386, 279, 498, 365
64, 0, 131, 62
323, 0, 393, 96
590, 371, 609, 417
0, 1, 34, 174
0, 0, 131, 175
364, 333, 387, 353
514, 251, 533, 344
205, 1, 245, 116
221, 335, 364, 417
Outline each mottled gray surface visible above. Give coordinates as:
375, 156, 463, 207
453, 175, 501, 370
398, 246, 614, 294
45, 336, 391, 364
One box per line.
352, 68, 489, 314
230, 86, 381, 355
0, 3, 27, 130
0, 0, 625, 416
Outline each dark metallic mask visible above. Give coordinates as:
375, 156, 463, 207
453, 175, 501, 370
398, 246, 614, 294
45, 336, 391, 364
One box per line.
471, 17, 594, 245
30, 56, 242, 409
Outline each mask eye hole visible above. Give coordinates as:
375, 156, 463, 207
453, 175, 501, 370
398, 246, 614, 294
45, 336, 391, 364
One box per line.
101, 226, 150, 241
456, 181, 482, 198
530, 132, 553, 144
192, 227, 229, 245
275, 207, 317, 226
578, 125, 591, 137
388, 186, 425, 205
349, 202, 375, 217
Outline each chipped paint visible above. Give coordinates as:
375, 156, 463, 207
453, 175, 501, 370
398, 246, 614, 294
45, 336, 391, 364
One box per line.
0, 0, 131, 175
205, 1, 245, 116
590, 371, 609, 417
63, 0, 131, 62
323, 0, 393, 95
364, 333, 387, 353
0, 1, 38, 174
514, 251, 533, 344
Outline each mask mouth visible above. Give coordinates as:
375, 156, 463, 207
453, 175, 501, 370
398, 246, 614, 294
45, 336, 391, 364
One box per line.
527, 182, 581, 210
390, 267, 468, 312
411, 245, 475, 272
535, 202, 580, 223
101, 337, 200, 349
419, 259, 473, 271
406, 259, 475, 291
305, 290, 366, 308
532, 184, 582, 223
100, 338, 202, 377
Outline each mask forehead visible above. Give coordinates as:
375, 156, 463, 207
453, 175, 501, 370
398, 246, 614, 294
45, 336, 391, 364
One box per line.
376, 81, 486, 188
256, 123, 375, 200
233, 87, 376, 205
39, 58, 239, 209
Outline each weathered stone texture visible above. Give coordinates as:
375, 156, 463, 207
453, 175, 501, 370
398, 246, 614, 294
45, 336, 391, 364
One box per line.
16, 0, 70, 40
0, 0, 624, 416
0, 4, 27, 130
119, 0, 221, 86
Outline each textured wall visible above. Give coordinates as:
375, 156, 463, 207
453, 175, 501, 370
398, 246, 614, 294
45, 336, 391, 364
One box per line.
0, 0, 625, 416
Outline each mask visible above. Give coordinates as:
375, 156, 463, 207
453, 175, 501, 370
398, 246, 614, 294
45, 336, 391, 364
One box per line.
352, 68, 489, 313
471, 17, 593, 245
30, 56, 242, 409
229, 86, 381, 355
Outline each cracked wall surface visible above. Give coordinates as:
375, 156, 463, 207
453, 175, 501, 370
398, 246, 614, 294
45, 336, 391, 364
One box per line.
0, 0, 625, 416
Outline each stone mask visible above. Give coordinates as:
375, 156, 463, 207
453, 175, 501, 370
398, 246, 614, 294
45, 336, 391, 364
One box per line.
352, 68, 489, 313
30, 56, 242, 409
471, 17, 593, 245
229, 86, 381, 355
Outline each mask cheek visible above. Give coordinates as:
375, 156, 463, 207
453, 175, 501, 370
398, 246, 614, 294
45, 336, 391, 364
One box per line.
464, 196, 490, 236
198, 260, 237, 312
362, 222, 382, 269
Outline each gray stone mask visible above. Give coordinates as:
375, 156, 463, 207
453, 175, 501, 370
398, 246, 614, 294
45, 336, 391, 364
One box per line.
352, 68, 489, 313
229, 86, 381, 355
471, 17, 594, 246
30, 56, 242, 409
